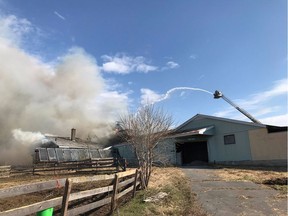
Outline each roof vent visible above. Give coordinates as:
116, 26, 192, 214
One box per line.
71, 128, 76, 141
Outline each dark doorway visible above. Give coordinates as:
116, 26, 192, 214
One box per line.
177, 141, 208, 165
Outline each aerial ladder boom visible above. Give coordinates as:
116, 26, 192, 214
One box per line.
213, 90, 262, 124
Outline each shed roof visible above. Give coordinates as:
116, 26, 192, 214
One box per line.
41, 136, 99, 149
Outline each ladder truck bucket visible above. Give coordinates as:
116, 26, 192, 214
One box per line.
213, 90, 223, 99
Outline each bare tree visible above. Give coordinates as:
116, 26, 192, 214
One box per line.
118, 105, 173, 188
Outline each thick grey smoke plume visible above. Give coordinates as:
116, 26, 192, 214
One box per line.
0, 15, 128, 165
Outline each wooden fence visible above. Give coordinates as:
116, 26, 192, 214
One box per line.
0, 169, 140, 216
0, 166, 11, 178
32, 157, 127, 175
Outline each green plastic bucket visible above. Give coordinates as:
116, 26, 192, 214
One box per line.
36, 208, 53, 216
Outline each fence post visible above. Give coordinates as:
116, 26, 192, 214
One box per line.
111, 173, 119, 213
139, 169, 144, 190
123, 159, 127, 171
53, 163, 56, 175
132, 169, 139, 198
61, 178, 73, 216
115, 158, 120, 172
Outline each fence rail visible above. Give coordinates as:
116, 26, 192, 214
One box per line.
32, 157, 126, 174
0, 166, 11, 178
0, 169, 140, 216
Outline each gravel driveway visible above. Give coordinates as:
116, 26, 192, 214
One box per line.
182, 166, 287, 216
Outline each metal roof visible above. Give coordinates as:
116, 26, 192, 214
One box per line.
176, 114, 266, 132
167, 126, 215, 139
41, 137, 99, 149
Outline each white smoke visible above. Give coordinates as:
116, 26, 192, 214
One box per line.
12, 129, 45, 145
0, 14, 129, 165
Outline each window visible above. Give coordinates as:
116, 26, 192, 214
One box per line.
224, 134, 236, 145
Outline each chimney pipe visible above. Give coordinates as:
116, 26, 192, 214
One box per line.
71, 128, 76, 141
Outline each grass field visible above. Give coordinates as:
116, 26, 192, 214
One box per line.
214, 165, 287, 196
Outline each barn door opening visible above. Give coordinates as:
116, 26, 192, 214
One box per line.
176, 141, 208, 165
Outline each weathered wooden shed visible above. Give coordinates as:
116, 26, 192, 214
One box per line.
34, 129, 116, 163
155, 114, 287, 166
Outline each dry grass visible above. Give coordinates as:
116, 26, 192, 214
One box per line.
215, 166, 288, 196
115, 167, 207, 216
148, 167, 185, 188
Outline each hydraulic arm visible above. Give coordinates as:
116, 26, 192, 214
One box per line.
213, 90, 262, 124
